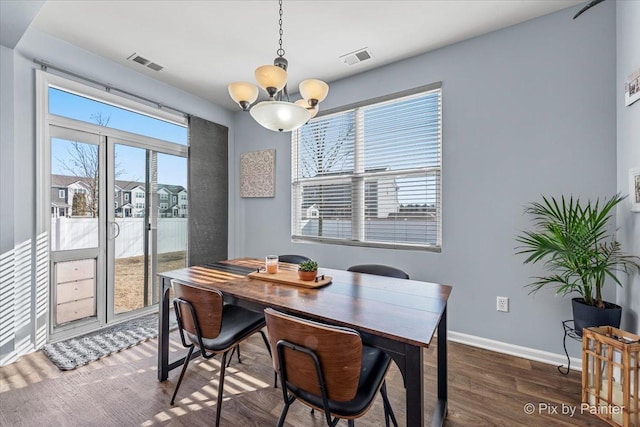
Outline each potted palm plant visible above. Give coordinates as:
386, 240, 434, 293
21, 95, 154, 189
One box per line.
516, 193, 640, 336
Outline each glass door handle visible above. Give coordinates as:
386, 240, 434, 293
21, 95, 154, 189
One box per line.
110, 221, 121, 239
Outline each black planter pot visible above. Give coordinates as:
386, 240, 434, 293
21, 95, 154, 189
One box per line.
572, 297, 622, 337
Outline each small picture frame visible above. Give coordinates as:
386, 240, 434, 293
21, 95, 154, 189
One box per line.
624, 69, 640, 107
630, 168, 640, 212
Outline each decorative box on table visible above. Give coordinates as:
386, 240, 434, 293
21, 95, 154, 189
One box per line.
582, 326, 640, 426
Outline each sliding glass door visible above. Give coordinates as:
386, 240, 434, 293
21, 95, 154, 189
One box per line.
50, 127, 104, 330
43, 74, 188, 340
107, 143, 188, 319
49, 128, 188, 337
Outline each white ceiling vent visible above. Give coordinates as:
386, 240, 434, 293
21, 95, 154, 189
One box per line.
127, 52, 164, 71
339, 48, 374, 66
147, 62, 164, 72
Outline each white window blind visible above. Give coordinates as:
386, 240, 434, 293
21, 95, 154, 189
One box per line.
292, 86, 442, 250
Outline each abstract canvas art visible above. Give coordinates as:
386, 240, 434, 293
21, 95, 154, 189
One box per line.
240, 149, 276, 197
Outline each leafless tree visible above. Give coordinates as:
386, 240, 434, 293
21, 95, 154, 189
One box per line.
298, 118, 354, 236
57, 112, 125, 217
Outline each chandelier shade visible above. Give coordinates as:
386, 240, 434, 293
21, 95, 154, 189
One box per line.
254, 65, 287, 94
295, 99, 318, 119
249, 101, 311, 132
299, 79, 329, 105
228, 82, 259, 110
227, 0, 329, 132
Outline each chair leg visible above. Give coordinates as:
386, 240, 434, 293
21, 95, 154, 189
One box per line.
379, 381, 398, 427
348, 420, 355, 427
226, 347, 234, 367
258, 330, 278, 388
277, 401, 291, 427
170, 345, 194, 405
226, 345, 242, 367
215, 351, 229, 427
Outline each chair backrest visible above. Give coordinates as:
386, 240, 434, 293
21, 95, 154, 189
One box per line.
172, 280, 224, 340
278, 254, 311, 264
347, 264, 410, 279
264, 308, 362, 402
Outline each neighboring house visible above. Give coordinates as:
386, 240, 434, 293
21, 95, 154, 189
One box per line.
50, 186, 69, 218
52, 174, 188, 218
158, 184, 188, 218
301, 168, 399, 219
178, 189, 188, 217
51, 174, 93, 217
365, 177, 400, 219
115, 180, 140, 217
306, 204, 319, 218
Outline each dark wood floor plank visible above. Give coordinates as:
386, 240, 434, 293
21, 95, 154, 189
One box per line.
0, 336, 610, 427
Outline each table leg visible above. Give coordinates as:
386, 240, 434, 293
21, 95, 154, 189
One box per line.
432, 305, 448, 427
158, 277, 171, 381
405, 343, 424, 426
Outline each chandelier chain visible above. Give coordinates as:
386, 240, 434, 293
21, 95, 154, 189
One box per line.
277, 0, 285, 57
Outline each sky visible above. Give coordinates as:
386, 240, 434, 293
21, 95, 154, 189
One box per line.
49, 88, 188, 188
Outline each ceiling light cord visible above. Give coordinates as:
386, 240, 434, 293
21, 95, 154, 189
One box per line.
277, 0, 285, 58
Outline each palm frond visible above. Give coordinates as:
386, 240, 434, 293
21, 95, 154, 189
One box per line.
515, 193, 636, 306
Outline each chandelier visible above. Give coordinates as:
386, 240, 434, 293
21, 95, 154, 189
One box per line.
227, 0, 329, 132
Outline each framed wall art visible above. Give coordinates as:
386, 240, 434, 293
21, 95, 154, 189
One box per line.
630, 167, 640, 212
624, 69, 640, 107
240, 149, 275, 198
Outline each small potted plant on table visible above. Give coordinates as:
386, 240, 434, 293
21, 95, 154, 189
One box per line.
516, 193, 640, 336
298, 259, 319, 281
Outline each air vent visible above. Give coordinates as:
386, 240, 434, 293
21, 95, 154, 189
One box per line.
131, 55, 150, 65
147, 62, 164, 72
339, 47, 374, 66
127, 52, 164, 72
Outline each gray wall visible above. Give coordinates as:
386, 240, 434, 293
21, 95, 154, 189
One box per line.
1, 45, 14, 253
231, 2, 617, 357
616, 0, 640, 334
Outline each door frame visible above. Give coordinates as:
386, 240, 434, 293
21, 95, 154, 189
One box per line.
37, 71, 188, 343
47, 125, 107, 338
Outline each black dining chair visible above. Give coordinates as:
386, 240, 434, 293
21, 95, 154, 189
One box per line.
170, 279, 271, 427
265, 308, 398, 427
278, 254, 311, 264
347, 264, 409, 280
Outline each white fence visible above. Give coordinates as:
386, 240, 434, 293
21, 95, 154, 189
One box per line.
51, 217, 187, 258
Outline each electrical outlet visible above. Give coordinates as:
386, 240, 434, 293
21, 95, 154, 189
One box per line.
497, 296, 509, 312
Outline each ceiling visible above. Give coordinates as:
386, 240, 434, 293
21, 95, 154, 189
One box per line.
28, 0, 584, 111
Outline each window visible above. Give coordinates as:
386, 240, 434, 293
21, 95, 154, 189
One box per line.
136, 192, 145, 199
160, 193, 168, 200
291, 84, 442, 251
159, 203, 168, 209
58, 189, 65, 198
173, 196, 177, 203
124, 193, 129, 201
48, 88, 188, 145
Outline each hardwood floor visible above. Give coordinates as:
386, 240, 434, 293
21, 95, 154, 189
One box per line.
0, 330, 609, 426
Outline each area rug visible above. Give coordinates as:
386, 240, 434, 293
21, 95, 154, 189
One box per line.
43, 312, 175, 371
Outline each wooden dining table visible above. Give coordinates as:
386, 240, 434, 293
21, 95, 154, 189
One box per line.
157, 258, 452, 427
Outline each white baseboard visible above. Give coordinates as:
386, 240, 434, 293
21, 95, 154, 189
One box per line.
448, 330, 582, 372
